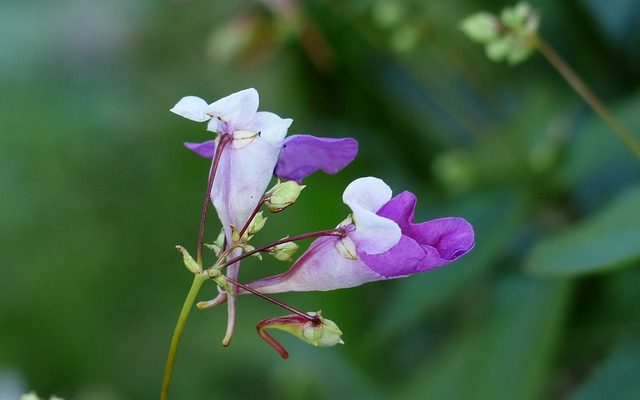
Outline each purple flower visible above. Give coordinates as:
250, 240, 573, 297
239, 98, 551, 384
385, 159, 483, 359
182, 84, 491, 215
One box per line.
245, 177, 475, 293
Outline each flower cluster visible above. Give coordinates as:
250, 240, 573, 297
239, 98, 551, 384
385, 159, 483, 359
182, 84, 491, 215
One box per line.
461, 2, 539, 65
169, 88, 474, 359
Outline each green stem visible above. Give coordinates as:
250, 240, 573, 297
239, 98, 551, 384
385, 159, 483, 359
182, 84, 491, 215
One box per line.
160, 273, 208, 400
533, 35, 640, 159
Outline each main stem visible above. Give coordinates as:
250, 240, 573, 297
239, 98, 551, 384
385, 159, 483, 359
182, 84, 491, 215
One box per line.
160, 273, 208, 400
196, 134, 231, 265
533, 36, 640, 159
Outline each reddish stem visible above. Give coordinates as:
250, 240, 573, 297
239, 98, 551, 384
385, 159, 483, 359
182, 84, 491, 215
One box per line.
220, 229, 344, 268
224, 276, 319, 323
196, 134, 231, 265
237, 196, 268, 240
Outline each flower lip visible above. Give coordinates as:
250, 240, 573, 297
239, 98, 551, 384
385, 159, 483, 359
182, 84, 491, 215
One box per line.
358, 190, 475, 277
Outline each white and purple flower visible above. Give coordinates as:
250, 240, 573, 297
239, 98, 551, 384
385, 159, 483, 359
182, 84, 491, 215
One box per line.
244, 177, 474, 293
196, 177, 474, 298
171, 88, 358, 235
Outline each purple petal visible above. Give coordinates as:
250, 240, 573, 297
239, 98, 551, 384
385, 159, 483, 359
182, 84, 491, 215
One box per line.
411, 217, 475, 264
357, 235, 425, 278
360, 191, 475, 273
376, 191, 417, 232
184, 140, 215, 158
274, 135, 358, 183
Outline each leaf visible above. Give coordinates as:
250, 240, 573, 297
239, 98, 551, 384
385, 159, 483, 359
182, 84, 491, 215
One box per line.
560, 92, 640, 211
396, 275, 571, 400
525, 184, 640, 277
569, 338, 640, 400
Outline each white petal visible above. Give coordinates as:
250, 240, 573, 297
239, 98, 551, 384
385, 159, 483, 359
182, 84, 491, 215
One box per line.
170, 96, 211, 122
243, 111, 292, 145
208, 88, 259, 127
210, 112, 290, 233
342, 177, 401, 254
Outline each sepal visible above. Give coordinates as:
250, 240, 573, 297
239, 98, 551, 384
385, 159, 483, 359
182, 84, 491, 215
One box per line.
176, 245, 200, 273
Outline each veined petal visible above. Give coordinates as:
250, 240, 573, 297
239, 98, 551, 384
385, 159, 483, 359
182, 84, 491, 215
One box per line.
184, 140, 215, 158
343, 177, 401, 254
170, 96, 211, 122
208, 88, 259, 128
274, 135, 359, 183
246, 237, 383, 293
211, 112, 291, 234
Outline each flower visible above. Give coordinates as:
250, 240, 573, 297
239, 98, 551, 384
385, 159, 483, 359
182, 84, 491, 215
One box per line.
245, 177, 475, 293
257, 311, 343, 359
172, 89, 359, 233
172, 88, 292, 234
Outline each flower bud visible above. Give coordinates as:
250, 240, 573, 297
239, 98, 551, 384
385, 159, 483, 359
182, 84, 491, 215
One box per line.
301, 313, 344, 347
257, 312, 344, 359
270, 240, 299, 261
265, 180, 306, 213
247, 211, 267, 235
460, 12, 500, 43
176, 245, 200, 273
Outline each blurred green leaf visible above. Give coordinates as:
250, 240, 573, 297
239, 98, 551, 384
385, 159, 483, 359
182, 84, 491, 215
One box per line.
397, 274, 571, 400
560, 92, 640, 210
569, 338, 640, 400
525, 184, 640, 277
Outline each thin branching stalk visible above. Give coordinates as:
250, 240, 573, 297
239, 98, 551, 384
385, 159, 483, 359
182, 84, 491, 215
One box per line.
533, 36, 640, 159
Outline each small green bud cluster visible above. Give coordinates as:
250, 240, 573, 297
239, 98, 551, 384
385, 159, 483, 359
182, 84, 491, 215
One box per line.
461, 2, 539, 65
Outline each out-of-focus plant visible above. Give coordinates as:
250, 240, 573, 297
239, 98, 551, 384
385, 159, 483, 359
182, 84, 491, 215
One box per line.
461, 2, 640, 159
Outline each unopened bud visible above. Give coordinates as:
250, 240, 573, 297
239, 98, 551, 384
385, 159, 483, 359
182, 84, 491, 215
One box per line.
301, 312, 344, 347
247, 211, 267, 235
176, 245, 200, 273
460, 12, 500, 43
266, 180, 305, 213
270, 240, 299, 261
462, 3, 539, 65
257, 312, 344, 359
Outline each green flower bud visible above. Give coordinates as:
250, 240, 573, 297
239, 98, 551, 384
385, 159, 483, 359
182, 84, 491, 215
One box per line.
266, 180, 306, 213
462, 3, 539, 65
270, 240, 299, 261
176, 245, 200, 273
247, 211, 267, 235
301, 313, 344, 347
460, 12, 500, 43
257, 312, 344, 358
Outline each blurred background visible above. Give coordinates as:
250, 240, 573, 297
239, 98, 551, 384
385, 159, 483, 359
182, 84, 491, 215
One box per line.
1, 0, 640, 399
